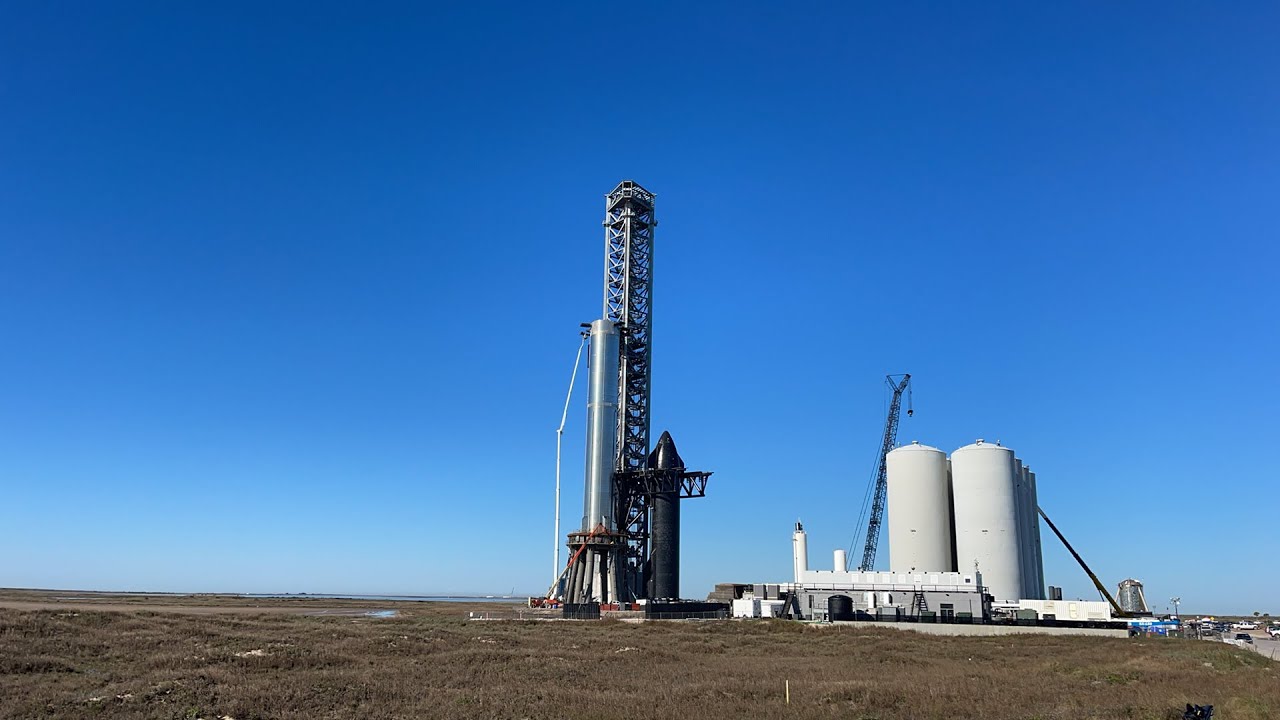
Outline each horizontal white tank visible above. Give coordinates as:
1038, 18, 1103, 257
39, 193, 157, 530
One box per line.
887, 441, 955, 573
951, 439, 1024, 603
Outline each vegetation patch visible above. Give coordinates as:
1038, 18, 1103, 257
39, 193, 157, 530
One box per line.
0, 597, 1275, 720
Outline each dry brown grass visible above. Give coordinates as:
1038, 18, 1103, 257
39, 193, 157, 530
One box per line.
1, 596, 1277, 720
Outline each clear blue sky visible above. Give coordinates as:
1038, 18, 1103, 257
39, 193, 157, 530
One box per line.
2, 3, 1275, 615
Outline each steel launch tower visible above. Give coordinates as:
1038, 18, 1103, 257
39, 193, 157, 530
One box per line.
560, 181, 711, 605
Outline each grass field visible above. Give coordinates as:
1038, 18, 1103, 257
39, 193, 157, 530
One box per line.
1, 592, 1276, 720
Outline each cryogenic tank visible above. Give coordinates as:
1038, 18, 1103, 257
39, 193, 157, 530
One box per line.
951, 439, 1024, 602
1013, 458, 1030, 599
887, 442, 954, 572
1027, 470, 1045, 599
828, 595, 853, 621
833, 548, 847, 572
1017, 464, 1036, 599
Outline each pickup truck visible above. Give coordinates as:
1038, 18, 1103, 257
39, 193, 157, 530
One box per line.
1268, 626, 1280, 639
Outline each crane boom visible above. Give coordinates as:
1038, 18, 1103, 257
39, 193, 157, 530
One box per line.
858, 374, 912, 572
1036, 505, 1129, 618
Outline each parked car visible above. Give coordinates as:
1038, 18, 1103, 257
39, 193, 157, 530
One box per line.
1234, 633, 1253, 644
1267, 626, 1280, 639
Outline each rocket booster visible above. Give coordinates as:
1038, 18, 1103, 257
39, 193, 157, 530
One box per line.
581, 319, 619, 532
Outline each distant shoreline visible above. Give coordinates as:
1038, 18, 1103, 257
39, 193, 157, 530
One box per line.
1, 588, 530, 603
242, 593, 525, 603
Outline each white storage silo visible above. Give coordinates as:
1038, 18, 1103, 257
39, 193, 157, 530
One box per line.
1027, 470, 1045, 599
887, 441, 955, 573
1012, 458, 1026, 599
951, 440, 1024, 602
1020, 465, 1040, 599
1015, 460, 1034, 600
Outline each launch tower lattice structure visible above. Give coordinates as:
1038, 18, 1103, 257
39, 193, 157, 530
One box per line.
604, 181, 657, 599
604, 180, 656, 475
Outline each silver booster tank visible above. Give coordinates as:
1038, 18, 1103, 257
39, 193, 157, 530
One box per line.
581, 319, 619, 531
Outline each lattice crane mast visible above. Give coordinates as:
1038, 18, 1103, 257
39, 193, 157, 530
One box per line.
857, 374, 912, 572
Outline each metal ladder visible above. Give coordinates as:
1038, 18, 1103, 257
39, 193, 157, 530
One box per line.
912, 591, 928, 614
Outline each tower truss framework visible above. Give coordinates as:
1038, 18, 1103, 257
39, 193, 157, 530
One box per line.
603, 180, 655, 597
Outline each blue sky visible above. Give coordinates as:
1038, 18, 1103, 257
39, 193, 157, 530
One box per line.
1, 2, 1276, 615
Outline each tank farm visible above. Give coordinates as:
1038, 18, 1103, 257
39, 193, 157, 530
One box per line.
536, 181, 1141, 632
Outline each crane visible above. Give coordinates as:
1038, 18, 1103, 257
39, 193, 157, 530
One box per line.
1036, 505, 1132, 618
855, 374, 912, 572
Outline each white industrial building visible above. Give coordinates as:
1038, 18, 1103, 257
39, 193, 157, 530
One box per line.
781, 522, 987, 620
732, 439, 1049, 622
1018, 599, 1114, 622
